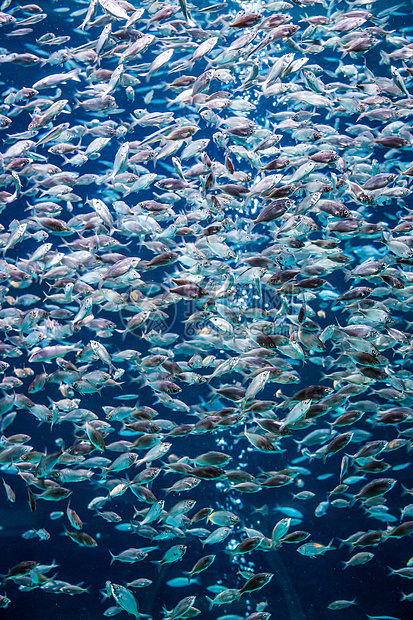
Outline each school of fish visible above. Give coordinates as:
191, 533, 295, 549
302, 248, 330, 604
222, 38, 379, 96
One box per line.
0, 0, 412, 618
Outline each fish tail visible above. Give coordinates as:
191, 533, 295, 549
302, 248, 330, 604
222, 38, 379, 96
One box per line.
69, 68, 81, 82
348, 496, 357, 509
379, 50, 390, 65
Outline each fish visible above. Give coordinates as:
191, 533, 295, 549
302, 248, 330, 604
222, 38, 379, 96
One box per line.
106, 582, 139, 619
328, 598, 357, 610
297, 539, 336, 558
0, 0, 410, 617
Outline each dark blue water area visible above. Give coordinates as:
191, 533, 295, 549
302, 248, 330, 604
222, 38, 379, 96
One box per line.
0, 0, 412, 619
